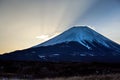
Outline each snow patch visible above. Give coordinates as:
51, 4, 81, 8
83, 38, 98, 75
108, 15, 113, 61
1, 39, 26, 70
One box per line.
89, 54, 95, 56
52, 54, 60, 56
38, 55, 46, 59
80, 54, 86, 56
49, 54, 60, 57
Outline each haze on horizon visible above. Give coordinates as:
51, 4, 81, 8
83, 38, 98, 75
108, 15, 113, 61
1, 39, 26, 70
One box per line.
0, 0, 120, 54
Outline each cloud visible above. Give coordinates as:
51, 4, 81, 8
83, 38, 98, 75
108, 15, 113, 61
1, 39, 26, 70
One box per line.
36, 35, 49, 41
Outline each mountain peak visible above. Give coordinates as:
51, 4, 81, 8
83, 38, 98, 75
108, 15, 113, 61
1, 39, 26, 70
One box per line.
34, 26, 111, 48
69, 26, 91, 30
67, 26, 93, 34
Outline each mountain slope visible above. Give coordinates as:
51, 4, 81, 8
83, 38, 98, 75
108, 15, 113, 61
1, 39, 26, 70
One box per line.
0, 26, 120, 62
35, 26, 120, 50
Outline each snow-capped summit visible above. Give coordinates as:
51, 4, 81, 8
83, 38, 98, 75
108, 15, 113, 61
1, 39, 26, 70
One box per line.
34, 26, 115, 49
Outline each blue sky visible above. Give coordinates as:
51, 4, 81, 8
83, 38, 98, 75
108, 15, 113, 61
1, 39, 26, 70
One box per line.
0, 0, 120, 54
75, 0, 120, 42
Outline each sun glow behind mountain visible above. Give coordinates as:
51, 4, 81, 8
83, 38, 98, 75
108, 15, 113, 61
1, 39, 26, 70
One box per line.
0, 0, 120, 54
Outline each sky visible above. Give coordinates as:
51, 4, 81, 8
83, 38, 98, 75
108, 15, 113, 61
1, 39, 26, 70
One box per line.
0, 0, 120, 54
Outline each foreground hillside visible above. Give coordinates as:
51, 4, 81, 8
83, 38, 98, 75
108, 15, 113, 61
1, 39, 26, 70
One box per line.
33, 74, 120, 80
1, 61, 120, 79
0, 74, 120, 80
41, 74, 120, 80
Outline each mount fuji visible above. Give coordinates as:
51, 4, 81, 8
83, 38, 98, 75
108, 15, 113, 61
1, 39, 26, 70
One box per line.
0, 26, 120, 62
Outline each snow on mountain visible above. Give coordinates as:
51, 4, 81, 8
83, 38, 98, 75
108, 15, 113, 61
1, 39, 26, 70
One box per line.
34, 26, 116, 49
